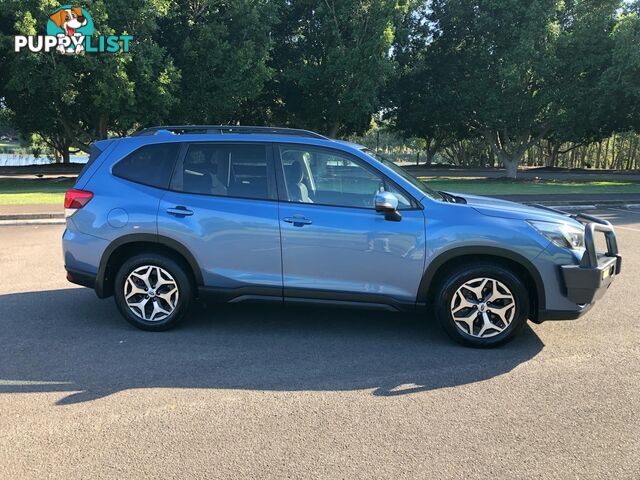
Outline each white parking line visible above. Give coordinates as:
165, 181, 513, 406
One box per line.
599, 208, 640, 231
607, 207, 640, 215
611, 225, 640, 232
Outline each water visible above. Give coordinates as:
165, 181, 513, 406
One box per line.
0, 154, 88, 167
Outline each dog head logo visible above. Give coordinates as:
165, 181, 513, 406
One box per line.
46, 5, 94, 54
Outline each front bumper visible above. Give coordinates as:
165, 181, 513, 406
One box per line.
529, 208, 622, 322
561, 254, 621, 304
560, 212, 621, 305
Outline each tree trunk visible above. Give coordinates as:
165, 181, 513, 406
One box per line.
425, 150, 435, 167
481, 130, 527, 179
551, 143, 560, 167
503, 158, 518, 178
610, 134, 617, 169
327, 121, 340, 138
60, 147, 70, 164
628, 136, 638, 171
98, 113, 109, 139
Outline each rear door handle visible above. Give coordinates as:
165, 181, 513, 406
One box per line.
166, 206, 194, 217
283, 215, 312, 226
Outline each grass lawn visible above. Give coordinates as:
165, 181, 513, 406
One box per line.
0, 177, 74, 204
0, 176, 639, 205
420, 178, 640, 196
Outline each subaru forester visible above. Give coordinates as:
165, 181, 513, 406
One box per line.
62, 125, 621, 347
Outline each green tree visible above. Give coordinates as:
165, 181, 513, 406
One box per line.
387, 0, 464, 165
425, 0, 562, 177
546, 0, 639, 158
392, 0, 636, 177
160, 0, 276, 125
266, 0, 397, 137
598, 6, 640, 134
0, 0, 180, 161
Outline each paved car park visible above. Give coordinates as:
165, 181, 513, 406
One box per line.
0, 208, 638, 479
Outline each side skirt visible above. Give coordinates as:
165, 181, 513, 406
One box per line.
197, 286, 417, 312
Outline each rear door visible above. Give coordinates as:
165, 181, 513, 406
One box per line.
275, 144, 426, 307
158, 142, 282, 298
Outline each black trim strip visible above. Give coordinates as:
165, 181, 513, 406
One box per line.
284, 297, 399, 312
65, 267, 97, 290
284, 287, 416, 312
198, 285, 282, 303
96, 233, 203, 298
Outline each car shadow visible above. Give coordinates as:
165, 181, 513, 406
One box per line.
0, 288, 544, 405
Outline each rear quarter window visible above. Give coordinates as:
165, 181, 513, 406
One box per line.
112, 143, 181, 189
76, 142, 103, 181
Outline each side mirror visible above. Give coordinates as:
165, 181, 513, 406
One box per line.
374, 191, 401, 221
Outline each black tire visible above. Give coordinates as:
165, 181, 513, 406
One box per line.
114, 253, 193, 331
434, 262, 530, 347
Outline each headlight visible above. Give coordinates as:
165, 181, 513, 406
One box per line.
527, 220, 584, 250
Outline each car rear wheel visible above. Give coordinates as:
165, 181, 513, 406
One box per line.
434, 263, 529, 347
114, 253, 193, 331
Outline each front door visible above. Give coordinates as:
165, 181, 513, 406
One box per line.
158, 142, 282, 297
276, 144, 426, 306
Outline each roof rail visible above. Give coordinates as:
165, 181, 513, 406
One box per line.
132, 125, 327, 139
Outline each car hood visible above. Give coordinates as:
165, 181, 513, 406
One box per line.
445, 192, 583, 226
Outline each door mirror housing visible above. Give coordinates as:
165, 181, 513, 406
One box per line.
375, 191, 399, 212
374, 191, 401, 221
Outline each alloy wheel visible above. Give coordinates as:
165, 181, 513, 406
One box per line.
450, 277, 516, 338
124, 265, 179, 322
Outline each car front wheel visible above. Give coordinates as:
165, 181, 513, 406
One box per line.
434, 263, 530, 347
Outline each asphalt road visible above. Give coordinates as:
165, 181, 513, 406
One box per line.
0, 209, 638, 479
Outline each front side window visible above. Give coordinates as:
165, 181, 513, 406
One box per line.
278, 146, 413, 209
173, 143, 274, 200
363, 148, 444, 201
112, 143, 180, 189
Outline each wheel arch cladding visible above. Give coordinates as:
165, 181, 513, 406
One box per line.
96, 234, 203, 298
419, 247, 545, 320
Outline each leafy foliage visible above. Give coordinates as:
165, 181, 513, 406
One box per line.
389, 0, 639, 176
0, 0, 638, 170
160, 0, 276, 124
264, 0, 397, 137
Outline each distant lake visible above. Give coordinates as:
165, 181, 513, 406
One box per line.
0, 154, 88, 167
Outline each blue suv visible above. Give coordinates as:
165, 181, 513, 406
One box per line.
62, 126, 621, 346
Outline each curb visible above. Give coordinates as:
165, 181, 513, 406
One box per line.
0, 212, 65, 226
0, 218, 66, 226
0, 212, 64, 221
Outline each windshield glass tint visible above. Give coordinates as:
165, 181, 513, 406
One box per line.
362, 149, 443, 201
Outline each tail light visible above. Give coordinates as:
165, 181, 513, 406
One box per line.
64, 188, 93, 218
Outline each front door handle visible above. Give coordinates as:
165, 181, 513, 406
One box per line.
283, 215, 312, 226
166, 206, 194, 217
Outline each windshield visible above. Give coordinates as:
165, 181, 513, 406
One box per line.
362, 149, 444, 201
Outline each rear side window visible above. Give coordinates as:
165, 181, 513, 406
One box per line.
113, 143, 180, 189
172, 143, 275, 200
